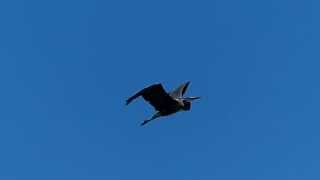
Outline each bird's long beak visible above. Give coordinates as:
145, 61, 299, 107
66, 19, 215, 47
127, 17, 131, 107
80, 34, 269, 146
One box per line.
181, 97, 200, 101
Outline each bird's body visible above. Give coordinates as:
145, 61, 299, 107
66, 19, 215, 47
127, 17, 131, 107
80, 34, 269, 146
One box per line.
126, 81, 200, 126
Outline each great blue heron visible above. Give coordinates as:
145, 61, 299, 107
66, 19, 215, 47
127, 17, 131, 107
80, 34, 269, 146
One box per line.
126, 81, 200, 126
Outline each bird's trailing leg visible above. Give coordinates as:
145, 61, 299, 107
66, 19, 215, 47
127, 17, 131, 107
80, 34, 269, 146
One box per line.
140, 112, 161, 126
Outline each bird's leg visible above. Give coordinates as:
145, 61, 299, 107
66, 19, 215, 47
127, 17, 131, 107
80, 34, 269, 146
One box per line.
140, 112, 161, 126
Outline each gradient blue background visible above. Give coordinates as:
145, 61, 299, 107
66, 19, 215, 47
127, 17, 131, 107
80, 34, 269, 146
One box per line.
0, 0, 319, 179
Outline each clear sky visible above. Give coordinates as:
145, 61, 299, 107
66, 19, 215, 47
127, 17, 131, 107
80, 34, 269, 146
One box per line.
0, 0, 319, 179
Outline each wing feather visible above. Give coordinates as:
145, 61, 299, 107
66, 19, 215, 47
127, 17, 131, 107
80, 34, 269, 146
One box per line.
169, 81, 190, 98
126, 83, 179, 112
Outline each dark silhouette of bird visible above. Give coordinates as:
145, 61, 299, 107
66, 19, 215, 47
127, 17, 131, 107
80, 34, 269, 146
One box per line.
126, 81, 200, 126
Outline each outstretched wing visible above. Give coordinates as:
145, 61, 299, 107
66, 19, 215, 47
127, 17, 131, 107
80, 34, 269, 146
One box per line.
169, 81, 190, 98
126, 83, 179, 112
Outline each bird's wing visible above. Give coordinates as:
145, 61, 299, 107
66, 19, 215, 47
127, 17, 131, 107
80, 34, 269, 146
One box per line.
126, 83, 179, 112
169, 81, 190, 98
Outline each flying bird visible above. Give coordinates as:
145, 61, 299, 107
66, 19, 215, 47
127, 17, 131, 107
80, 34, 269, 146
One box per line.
126, 81, 200, 126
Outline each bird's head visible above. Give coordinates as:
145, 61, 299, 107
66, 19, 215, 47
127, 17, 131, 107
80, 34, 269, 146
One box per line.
181, 97, 200, 111
182, 100, 191, 111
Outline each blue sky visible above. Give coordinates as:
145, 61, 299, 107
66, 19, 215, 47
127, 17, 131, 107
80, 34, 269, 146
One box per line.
0, 0, 319, 179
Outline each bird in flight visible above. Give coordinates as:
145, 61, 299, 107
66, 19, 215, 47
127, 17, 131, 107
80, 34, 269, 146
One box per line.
126, 81, 200, 126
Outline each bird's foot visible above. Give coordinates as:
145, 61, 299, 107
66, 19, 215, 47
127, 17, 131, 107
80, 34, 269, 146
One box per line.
140, 120, 151, 126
